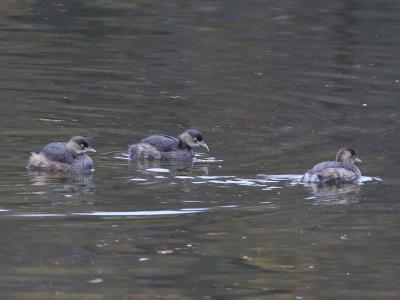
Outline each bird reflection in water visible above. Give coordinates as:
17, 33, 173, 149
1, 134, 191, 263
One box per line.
129, 158, 209, 175
28, 170, 94, 195
303, 182, 361, 205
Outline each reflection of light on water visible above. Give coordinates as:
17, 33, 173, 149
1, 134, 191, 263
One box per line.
7, 209, 209, 218
219, 205, 238, 208
73, 208, 208, 216
259, 174, 303, 181
3, 202, 280, 220
14, 191, 47, 195
130, 178, 148, 182
129, 171, 382, 196
15, 213, 65, 217
359, 176, 383, 184
260, 174, 382, 185
198, 176, 235, 179
262, 186, 283, 191
209, 179, 254, 186
193, 158, 223, 163
127, 170, 383, 207
114, 153, 130, 160
182, 200, 203, 203
7, 206, 246, 219
5, 175, 383, 218
194, 154, 223, 163
145, 168, 170, 173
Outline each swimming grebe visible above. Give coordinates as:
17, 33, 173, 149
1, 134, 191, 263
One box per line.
27, 136, 96, 172
129, 128, 209, 160
301, 148, 362, 183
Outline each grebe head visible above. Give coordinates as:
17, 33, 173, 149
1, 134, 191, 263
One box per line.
67, 136, 96, 155
335, 148, 361, 164
179, 129, 209, 151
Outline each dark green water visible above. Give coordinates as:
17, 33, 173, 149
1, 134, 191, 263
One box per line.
1, 0, 399, 299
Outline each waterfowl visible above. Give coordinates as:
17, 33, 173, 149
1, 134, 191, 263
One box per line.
27, 136, 96, 172
129, 128, 209, 160
301, 148, 362, 183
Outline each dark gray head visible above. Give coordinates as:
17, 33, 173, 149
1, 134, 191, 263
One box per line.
178, 129, 209, 151
67, 136, 96, 155
335, 148, 361, 164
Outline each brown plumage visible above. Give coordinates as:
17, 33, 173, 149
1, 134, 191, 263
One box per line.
27, 136, 96, 172
129, 129, 209, 160
301, 148, 362, 183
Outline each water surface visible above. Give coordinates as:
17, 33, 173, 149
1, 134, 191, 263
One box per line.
0, 0, 399, 299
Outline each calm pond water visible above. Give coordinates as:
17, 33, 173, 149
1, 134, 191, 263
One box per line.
1, 0, 400, 299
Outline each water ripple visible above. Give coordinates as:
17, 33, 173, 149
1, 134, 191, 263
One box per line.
73, 208, 208, 216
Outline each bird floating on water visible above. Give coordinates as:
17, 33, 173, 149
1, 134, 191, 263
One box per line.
301, 148, 361, 183
129, 128, 209, 160
27, 136, 96, 172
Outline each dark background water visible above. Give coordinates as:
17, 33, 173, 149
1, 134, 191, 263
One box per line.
1, 0, 399, 299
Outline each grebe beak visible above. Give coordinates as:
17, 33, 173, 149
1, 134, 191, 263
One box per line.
84, 146, 97, 153
199, 141, 209, 152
